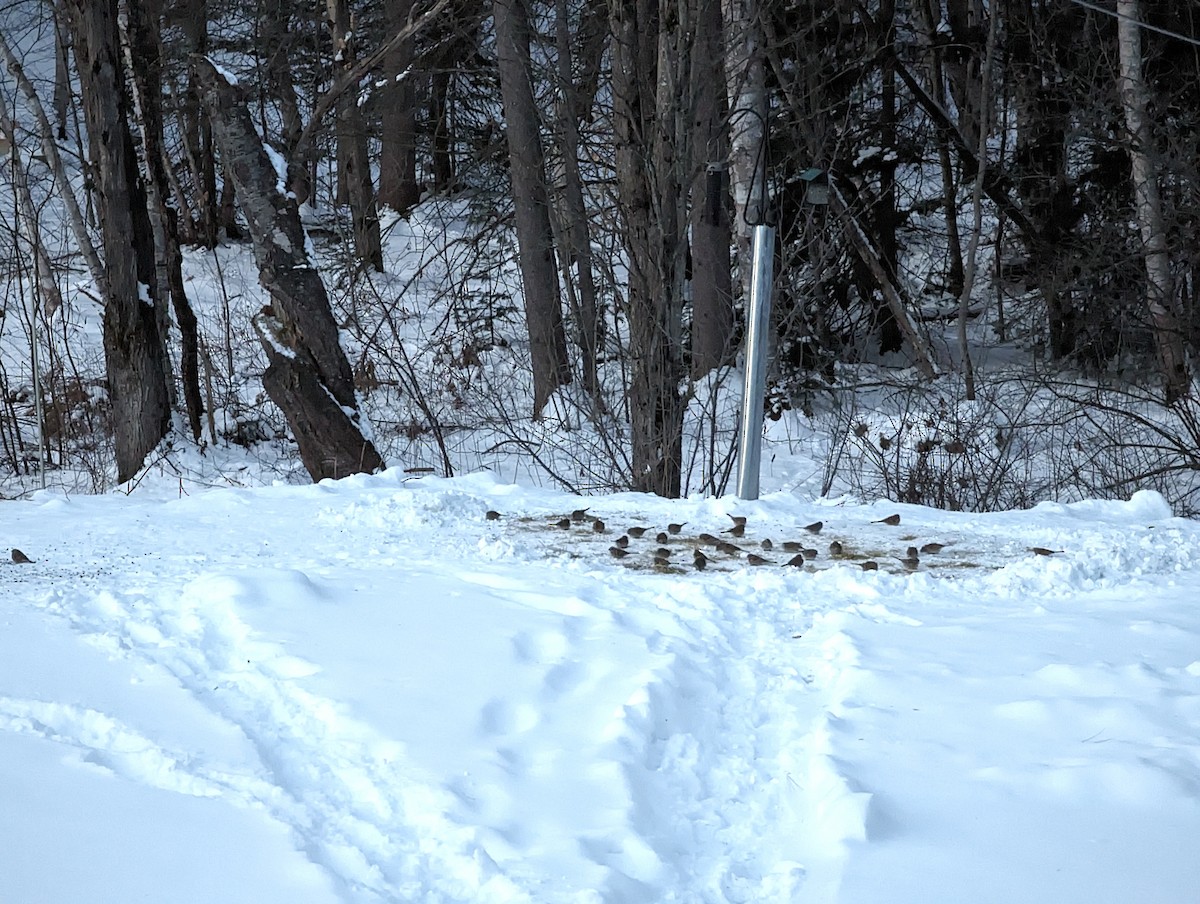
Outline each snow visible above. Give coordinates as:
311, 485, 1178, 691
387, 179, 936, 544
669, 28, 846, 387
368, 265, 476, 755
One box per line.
3, 473, 1199, 902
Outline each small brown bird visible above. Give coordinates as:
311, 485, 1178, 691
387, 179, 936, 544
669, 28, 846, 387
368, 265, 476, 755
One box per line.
698, 532, 721, 545
592, 519, 606, 533
486, 510, 502, 521
627, 527, 649, 538
828, 541, 844, 557
653, 546, 672, 557
761, 538, 774, 551
693, 550, 708, 571
555, 518, 572, 529
1029, 547, 1062, 556
784, 553, 805, 567
615, 535, 630, 549
860, 560, 879, 571
803, 521, 824, 534
656, 531, 670, 544
781, 541, 805, 552
609, 546, 630, 559
898, 551, 920, 570
723, 523, 746, 538
728, 515, 747, 528
571, 508, 590, 522
800, 548, 819, 559
919, 542, 945, 554
716, 540, 742, 555
873, 514, 902, 526
11, 548, 33, 564
668, 522, 687, 534
747, 553, 772, 566
906, 546, 920, 558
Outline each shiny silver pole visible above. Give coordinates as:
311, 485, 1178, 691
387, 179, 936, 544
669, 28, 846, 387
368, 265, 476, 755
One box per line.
736, 223, 775, 499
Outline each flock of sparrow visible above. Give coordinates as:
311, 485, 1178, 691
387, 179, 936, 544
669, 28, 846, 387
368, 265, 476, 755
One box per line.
7, 517, 1061, 571
482, 507, 1022, 573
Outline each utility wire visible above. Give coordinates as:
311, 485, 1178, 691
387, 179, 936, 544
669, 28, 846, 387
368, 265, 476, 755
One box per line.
1068, 0, 1200, 49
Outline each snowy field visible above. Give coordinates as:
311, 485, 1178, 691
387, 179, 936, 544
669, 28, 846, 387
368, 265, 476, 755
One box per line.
3, 471, 1200, 903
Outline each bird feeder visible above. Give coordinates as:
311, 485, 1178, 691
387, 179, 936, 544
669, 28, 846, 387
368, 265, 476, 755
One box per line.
800, 167, 829, 205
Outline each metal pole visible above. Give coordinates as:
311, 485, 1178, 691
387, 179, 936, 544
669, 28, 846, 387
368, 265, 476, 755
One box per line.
736, 223, 775, 499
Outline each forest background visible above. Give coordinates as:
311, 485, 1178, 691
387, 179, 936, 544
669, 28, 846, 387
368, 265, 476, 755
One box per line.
3, 0, 1200, 513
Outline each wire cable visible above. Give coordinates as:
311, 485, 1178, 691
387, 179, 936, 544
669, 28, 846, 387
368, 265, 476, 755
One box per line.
1068, 0, 1200, 49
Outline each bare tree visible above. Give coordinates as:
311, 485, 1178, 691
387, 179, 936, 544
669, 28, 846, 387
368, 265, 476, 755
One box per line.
1116, 0, 1188, 401
193, 57, 385, 480
609, 0, 692, 496
494, 0, 572, 416
65, 0, 172, 483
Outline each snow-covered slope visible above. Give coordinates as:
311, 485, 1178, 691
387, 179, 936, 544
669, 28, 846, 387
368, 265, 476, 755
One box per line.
3, 473, 1198, 902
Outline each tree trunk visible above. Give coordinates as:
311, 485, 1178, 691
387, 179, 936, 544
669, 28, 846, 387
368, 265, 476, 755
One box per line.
609, 0, 688, 497
378, 0, 422, 214
723, 0, 767, 306
262, 0, 311, 203
1116, 0, 1188, 401
689, 0, 734, 376
494, 0, 572, 416
66, 0, 172, 484
192, 56, 385, 480
125, 0, 206, 441
552, 0, 601, 395
327, 0, 384, 270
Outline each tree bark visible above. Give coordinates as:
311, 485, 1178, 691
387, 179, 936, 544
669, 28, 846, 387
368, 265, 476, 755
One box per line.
1116, 0, 1188, 401
689, 0, 734, 376
124, 0, 205, 441
610, 0, 689, 497
192, 56, 385, 480
66, 0, 172, 483
723, 0, 767, 306
494, 0, 572, 416
378, 0, 422, 214
551, 0, 601, 394
327, 0, 384, 270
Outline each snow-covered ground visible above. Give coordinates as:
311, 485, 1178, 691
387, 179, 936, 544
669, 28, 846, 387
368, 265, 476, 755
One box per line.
3, 471, 1199, 903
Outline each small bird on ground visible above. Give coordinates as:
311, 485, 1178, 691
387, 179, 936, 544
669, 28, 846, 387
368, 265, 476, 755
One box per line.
728, 515, 747, 528
803, 521, 824, 534
784, 553, 805, 567
653, 552, 672, 568
761, 538, 774, 551
627, 527, 649, 538
668, 522, 687, 534
1029, 547, 1062, 556
615, 535, 630, 549
906, 546, 920, 558
697, 532, 721, 545
11, 548, 33, 564
592, 519, 606, 533
723, 523, 746, 537
898, 550, 920, 570
800, 548, 819, 559
873, 514, 902, 526
571, 508, 590, 522
828, 540, 844, 557
655, 531, 670, 544
716, 540, 742, 555
486, 510, 502, 521
919, 542, 946, 554
693, 551, 708, 571
609, 546, 630, 559
555, 518, 571, 529
747, 553, 772, 566
860, 560, 879, 571
781, 541, 805, 552
654, 547, 672, 559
